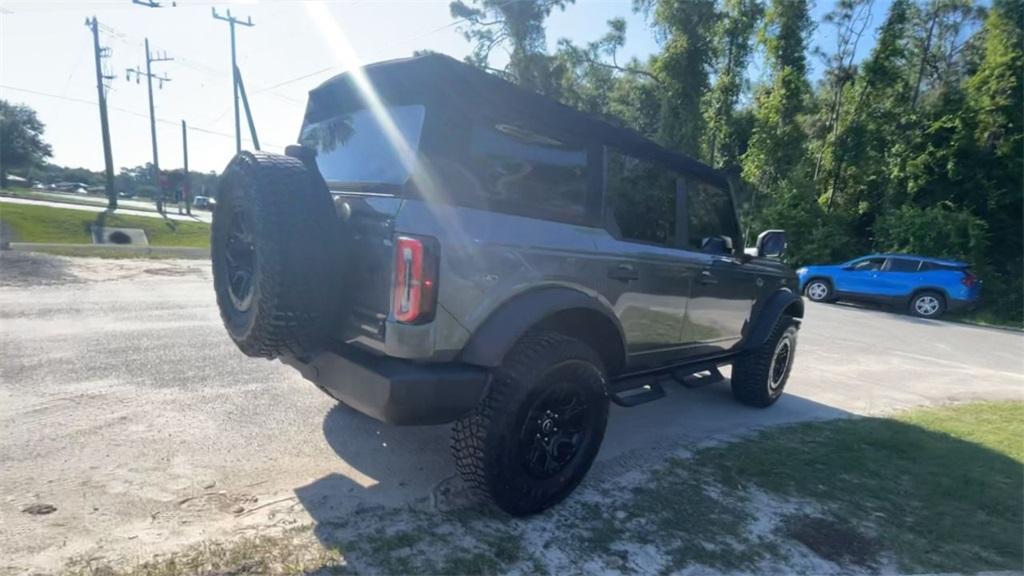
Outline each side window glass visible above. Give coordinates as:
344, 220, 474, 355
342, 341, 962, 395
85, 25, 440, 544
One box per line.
887, 258, 920, 272
687, 179, 738, 252
852, 258, 884, 271
606, 149, 677, 246
466, 123, 588, 223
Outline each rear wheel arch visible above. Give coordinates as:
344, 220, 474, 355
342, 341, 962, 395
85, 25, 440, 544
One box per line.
459, 288, 626, 375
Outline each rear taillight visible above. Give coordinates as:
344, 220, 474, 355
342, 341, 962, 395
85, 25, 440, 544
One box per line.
962, 271, 978, 288
392, 235, 438, 324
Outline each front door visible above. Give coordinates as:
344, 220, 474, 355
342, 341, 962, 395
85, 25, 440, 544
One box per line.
679, 178, 758, 351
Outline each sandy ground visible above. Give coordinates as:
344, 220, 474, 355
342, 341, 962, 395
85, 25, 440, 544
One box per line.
0, 252, 1021, 574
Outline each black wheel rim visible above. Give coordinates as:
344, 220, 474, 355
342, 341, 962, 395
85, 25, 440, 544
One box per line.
519, 381, 588, 480
769, 338, 792, 391
225, 209, 256, 311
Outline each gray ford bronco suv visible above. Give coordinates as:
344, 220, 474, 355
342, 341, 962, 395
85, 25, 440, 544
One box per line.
212, 54, 802, 516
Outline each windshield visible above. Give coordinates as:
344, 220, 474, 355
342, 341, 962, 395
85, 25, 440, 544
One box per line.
299, 104, 426, 188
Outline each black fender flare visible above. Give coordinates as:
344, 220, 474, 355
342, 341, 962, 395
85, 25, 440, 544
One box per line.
458, 287, 626, 370
743, 289, 804, 351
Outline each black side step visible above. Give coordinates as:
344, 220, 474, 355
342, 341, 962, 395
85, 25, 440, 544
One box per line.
608, 375, 667, 407
675, 366, 725, 389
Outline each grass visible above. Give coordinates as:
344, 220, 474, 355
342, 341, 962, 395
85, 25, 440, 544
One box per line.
692, 401, 1024, 572
0, 202, 209, 248
60, 402, 1024, 575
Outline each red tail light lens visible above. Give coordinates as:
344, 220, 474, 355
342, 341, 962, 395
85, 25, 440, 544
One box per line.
393, 235, 438, 324
961, 271, 978, 288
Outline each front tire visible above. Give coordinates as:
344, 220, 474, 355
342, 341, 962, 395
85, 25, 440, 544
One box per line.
804, 279, 833, 302
731, 316, 797, 408
451, 332, 609, 516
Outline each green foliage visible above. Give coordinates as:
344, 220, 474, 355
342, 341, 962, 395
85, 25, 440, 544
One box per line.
0, 100, 53, 187
649, 0, 718, 156
449, 0, 575, 95
874, 204, 989, 265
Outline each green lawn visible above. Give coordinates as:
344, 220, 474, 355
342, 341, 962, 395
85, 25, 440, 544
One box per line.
0, 202, 209, 248
67, 401, 1024, 575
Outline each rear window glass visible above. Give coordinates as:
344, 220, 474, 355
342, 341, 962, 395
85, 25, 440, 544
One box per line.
462, 123, 588, 223
300, 104, 426, 187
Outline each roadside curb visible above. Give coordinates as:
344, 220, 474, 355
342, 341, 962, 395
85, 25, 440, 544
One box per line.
4, 242, 209, 259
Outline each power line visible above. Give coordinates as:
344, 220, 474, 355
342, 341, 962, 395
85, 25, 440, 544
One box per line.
0, 84, 280, 148
212, 7, 258, 152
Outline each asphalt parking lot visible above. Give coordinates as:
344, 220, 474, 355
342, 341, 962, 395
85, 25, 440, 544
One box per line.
1, 252, 1021, 573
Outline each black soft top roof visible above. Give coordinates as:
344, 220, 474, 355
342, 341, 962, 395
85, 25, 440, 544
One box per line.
306, 53, 728, 189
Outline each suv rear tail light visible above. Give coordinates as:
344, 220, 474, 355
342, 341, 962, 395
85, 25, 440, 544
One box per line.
392, 235, 438, 324
961, 271, 978, 288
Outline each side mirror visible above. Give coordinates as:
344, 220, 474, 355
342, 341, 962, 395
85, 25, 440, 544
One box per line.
756, 229, 786, 259
701, 235, 733, 255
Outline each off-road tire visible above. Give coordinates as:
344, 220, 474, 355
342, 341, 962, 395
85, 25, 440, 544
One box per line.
731, 315, 797, 407
909, 290, 946, 318
212, 151, 343, 359
451, 331, 609, 516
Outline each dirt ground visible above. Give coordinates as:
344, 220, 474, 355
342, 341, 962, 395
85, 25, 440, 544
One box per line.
1, 252, 1021, 574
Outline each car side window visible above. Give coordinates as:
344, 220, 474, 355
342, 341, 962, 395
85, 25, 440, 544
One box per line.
605, 148, 677, 247
851, 257, 885, 271
686, 178, 739, 252
465, 123, 589, 224
886, 258, 920, 272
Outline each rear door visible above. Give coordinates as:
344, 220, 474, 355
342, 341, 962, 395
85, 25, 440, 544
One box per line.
599, 149, 696, 359
876, 257, 923, 298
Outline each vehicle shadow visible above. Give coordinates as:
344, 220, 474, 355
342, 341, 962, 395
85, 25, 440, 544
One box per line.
293, 377, 854, 549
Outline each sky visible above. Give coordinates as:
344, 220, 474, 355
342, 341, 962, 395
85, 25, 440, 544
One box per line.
0, 0, 890, 174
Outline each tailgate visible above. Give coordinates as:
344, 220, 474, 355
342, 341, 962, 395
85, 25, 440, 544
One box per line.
333, 193, 400, 342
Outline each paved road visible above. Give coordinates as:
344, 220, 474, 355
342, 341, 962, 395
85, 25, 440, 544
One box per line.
0, 195, 213, 223
0, 253, 1021, 573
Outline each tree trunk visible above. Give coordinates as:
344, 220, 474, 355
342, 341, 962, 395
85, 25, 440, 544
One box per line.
911, 4, 937, 111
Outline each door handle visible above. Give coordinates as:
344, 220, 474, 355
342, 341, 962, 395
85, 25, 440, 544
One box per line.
608, 264, 639, 281
698, 270, 718, 285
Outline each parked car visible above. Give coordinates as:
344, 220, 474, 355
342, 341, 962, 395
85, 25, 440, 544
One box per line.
210, 54, 803, 516
797, 254, 980, 318
192, 196, 214, 209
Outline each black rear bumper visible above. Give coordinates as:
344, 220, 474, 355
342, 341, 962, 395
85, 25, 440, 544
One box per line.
281, 346, 489, 425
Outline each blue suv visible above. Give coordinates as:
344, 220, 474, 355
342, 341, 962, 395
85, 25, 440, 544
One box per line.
797, 254, 980, 318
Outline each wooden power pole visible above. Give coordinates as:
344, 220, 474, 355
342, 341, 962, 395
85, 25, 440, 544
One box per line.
85, 16, 117, 210
126, 40, 172, 210
212, 8, 258, 153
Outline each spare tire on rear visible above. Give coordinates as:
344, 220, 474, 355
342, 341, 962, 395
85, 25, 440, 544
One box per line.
212, 151, 343, 359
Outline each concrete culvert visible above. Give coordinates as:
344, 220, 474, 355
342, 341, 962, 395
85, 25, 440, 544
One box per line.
108, 231, 132, 244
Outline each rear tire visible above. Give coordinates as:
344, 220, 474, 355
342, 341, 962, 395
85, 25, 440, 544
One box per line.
451, 332, 609, 516
909, 291, 945, 318
211, 151, 343, 359
731, 316, 797, 408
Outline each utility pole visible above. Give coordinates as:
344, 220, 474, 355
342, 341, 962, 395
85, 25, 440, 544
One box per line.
126, 39, 172, 210
85, 17, 117, 210
212, 8, 255, 153
181, 120, 191, 216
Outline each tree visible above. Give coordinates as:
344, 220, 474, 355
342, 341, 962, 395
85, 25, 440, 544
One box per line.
703, 0, 763, 168
0, 100, 53, 187
643, 0, 719, 156
740, 0, 814, 243
450, 0, 574, 95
